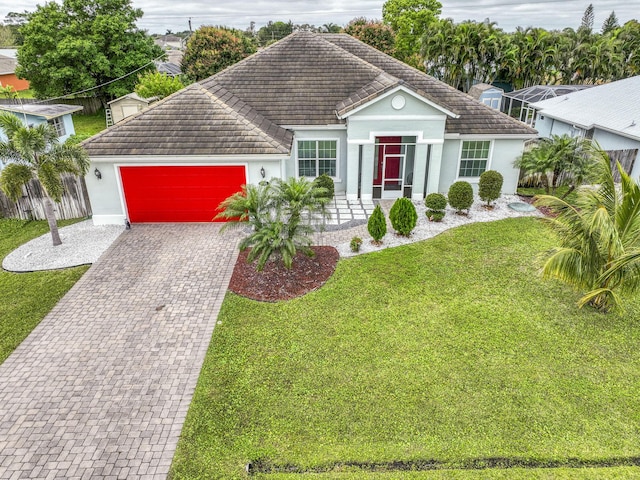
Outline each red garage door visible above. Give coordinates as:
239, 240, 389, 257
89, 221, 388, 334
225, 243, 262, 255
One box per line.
120, 165, 246, 222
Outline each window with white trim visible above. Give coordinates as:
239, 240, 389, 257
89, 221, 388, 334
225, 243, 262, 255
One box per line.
297, 140, 337, 177
459, 140, 490, 177
48, 117, 66, 137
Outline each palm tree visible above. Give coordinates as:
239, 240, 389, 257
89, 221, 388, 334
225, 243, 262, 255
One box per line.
0, 112, 89, 246
535, 153, 640, 313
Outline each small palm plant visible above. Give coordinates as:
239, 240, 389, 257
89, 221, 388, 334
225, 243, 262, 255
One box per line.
0, 112, 89, 246
216, 177, 330, 271
536, 152, 640, 313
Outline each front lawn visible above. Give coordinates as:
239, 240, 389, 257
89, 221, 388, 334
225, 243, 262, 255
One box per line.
170, 217, 640, 479
0, 219, 88, 364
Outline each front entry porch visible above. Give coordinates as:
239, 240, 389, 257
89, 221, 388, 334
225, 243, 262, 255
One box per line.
373, 136, 416, 199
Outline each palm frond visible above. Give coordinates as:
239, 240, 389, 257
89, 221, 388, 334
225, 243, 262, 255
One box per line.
0, 163, 33, 201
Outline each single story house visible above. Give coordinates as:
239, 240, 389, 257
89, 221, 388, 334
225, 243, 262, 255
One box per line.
82, 32, 536, 225
531, 76, 640, 179
0, 103, 82, 144
468, 83, 504, 110
0, 54, 29, 92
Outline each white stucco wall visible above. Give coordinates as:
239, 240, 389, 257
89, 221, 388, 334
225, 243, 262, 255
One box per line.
87, 156, 287, 225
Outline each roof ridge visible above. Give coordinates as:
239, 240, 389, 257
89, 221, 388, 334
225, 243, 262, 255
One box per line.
196, 84, 291, 153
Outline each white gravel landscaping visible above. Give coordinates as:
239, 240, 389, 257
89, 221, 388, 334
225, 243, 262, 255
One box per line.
3, 220, 124, 272
335, 195, 542, 258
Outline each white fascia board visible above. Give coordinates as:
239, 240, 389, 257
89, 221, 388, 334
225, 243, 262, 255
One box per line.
89, 154, 289, 163
535, 112, 592, 130
337, 85, 460, 120
281, 124, 346, 130
347, 114, 447, 121
347, 131, 444, 145
444, 133, 539, 140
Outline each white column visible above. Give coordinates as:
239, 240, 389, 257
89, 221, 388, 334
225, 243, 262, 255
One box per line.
360, 144, 375, 200
346, 143, 360, 200
427, 143, 444, 194
411, 144, 428, 201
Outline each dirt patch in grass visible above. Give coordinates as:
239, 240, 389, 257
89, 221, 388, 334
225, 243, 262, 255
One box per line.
229, 246, 339, 302
518, 194, 556, 217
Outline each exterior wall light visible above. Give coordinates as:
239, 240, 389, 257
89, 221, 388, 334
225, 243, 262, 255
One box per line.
260, 166, 266, 178
94, 168, 102, 180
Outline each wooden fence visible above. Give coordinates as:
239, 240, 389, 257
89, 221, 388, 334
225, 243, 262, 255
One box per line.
0, 97, 103, 115
0, 174, 92, 220
607, 149, 638, 182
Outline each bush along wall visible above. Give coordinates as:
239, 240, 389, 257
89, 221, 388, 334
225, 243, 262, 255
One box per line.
448, 181, 474, 214
389, 197, 418, 236
479, 170, 503, 208
368, 204, 387, 244
425, 193, 447, 222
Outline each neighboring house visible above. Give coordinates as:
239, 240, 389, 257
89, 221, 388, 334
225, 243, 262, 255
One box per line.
82, 32, 536, 225
0, 55, 29, 92
154, 34, 184, 51
155, 50, 183, 77
468, 83, 503, 110
531, 76, 640, 179
502, 85, 594, 126
106, 93, 157, 126
0, 104, 82, 145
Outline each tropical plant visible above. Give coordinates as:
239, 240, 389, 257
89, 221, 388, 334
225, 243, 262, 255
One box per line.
425, 192, 446, 221
389, 197, 417, 236
515, 135, 599, 198
0, 113, 89, 246
448, 181, 474, 214
368, 204, 387, 243
350, 236, 363, 252
344, 18, 396, 56
135, 71, 185, 100
182, 26, 256, 81
216, 177, 329, 271
479, 170, 503, 207
535, 153, 640, 313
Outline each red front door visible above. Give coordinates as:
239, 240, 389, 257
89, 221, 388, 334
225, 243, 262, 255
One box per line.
120, 165, 246, 223
375, 136, 403, 197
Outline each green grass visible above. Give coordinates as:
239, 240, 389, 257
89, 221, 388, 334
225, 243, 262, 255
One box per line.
170, 217, 640, 479
15, 89, 35, 99
72, 108, 106, 137
0, 219, 88, 364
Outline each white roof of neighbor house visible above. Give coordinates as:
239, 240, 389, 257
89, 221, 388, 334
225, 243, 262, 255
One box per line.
107, 92, 153, 105
0, 103, 82, 119
530, 76, 640, 141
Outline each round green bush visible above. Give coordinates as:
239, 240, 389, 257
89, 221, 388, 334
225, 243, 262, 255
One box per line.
448, 181, 474, 213
389, 197, 417, 236
479, 170, 503, 207
350, 236, 363, 252
425, 193, 447, 211
367, 204, 387, 243
430, 211, 445, 222
313, 173, 335, 200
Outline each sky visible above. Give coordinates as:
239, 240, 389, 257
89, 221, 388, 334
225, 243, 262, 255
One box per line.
1, 0, 637, 34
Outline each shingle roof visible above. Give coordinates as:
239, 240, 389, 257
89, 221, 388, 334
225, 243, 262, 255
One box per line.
83, 84, 292, 156
530, 76, 640, 141
0, 103, 82, 119
83, 32, 534, 157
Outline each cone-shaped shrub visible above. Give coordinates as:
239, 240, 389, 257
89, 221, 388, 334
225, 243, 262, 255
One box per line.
479, 170, 503, 207
313, 173, 335, 200
448, 181, 474, 214
389, 197, 418, 236
425, 193, 447, 221
367, 204, 386, 243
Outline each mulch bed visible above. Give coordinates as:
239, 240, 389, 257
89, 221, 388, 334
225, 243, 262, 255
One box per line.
518, 194, 556, 217
228, 246, 340, 302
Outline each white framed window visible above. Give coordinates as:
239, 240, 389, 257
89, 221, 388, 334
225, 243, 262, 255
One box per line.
458, 140, 491, 177
48, 117, 66, 137
297, 139, 337, 177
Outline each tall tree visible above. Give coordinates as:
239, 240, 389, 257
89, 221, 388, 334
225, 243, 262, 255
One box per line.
0, 113, 89, 246
182, 26, 256, 81
256, 21, 294, 46
382, 0, 442, 66
16, 0, 162, 104
536, 153, 640, 313
344, 18, 396, 56
601, 11, 619, 34
580, 3, 595, 31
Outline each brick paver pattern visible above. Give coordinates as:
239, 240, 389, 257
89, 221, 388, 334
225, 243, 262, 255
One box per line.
0, 224, 239, 479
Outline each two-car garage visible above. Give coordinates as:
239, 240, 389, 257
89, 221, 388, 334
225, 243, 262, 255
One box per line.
119, 165, 246, 223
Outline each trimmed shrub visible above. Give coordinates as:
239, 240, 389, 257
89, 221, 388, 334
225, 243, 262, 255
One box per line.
389, 197, 418, 236
314, 174, 335, 200
350, 236, 363, 252
367, 204, 386, 243
479, 170, 503, 207
448, 181, 474, 214
425, 193, 447, 221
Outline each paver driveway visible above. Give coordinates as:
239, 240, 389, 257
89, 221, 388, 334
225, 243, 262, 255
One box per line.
0, 224, 239, 479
